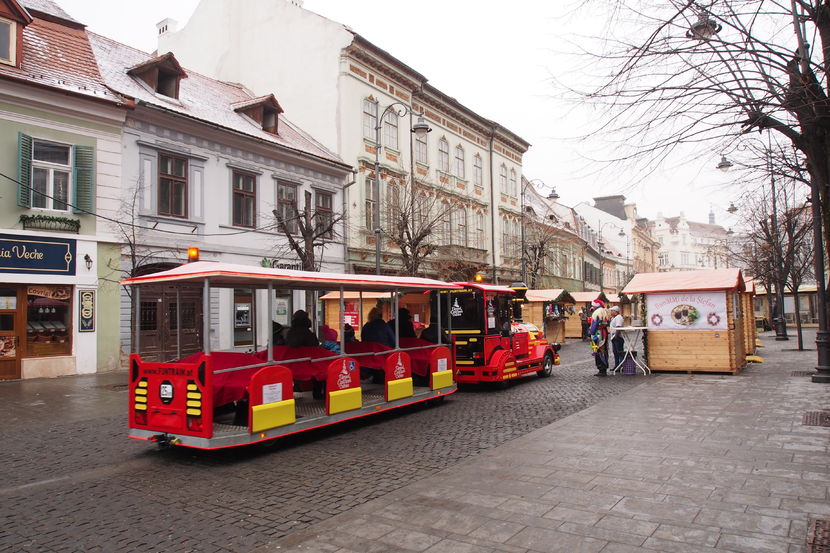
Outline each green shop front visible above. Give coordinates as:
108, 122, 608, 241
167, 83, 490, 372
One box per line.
0, 231, 101, 380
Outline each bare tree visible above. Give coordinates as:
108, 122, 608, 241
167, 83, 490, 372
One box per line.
272, 189, 343, 273
569, 1, 829, 258
108, 182, 181, 293
383, 180, 456, 276
273, 189, 343, 314
731, 175, 814, 348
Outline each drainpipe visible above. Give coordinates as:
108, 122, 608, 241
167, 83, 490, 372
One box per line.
488, 126, 498, 283
342, 169, 357, 271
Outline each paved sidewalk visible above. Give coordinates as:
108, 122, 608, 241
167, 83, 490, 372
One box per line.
261, 332, 830, 553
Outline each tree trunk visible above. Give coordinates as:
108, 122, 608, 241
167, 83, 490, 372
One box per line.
793, 291, 804, 350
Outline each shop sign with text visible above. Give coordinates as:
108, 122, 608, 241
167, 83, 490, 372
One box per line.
79, 289, 95, 332
646, 291, 727, 331
0, 234, 76, 275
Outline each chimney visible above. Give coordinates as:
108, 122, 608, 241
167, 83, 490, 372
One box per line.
156, 18, 178, 36
592, 195, 627, 220
709, 209, 715, 225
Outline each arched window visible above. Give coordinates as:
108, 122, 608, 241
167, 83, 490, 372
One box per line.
362, 98, 377, 140
415, 132, 428, 164
438, 139, 450, 172
473, 155, 483, 186
442, 202, 453, 245
383, 110, 398, 150
454, 145, 465, 179
386, 183, 400, 231
456, 207, 467, 247
499, 165, 507, 194
510, 169, 517, 197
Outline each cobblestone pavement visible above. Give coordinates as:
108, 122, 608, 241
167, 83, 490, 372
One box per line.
0, 340, 644, 553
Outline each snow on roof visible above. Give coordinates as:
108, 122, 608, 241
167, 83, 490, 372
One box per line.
0, 14, 118, 103
623, 268, 745, 294
88, 32, 347, 168
122, 261, 461, 292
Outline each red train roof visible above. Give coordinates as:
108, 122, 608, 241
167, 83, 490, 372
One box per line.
122, 261, 461, 293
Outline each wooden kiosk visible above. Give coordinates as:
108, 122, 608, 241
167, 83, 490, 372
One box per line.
320, 291, 429, 340
525, 289, 576, 343
565, 292, 609, 339
606, 293, 633, 324
622, 269, 747, 374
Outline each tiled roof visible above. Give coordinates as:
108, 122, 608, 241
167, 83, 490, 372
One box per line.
88, 33, 346, 168
687, 221, 728, 236
0, 16, 118, 103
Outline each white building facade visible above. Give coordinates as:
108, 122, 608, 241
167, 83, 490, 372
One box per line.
650, 212, 730, 271
89, 33, 352, 361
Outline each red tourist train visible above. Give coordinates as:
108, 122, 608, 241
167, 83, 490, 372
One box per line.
435, 281, 560, 386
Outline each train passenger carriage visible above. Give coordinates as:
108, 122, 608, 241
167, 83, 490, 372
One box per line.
123, 261, 460, 449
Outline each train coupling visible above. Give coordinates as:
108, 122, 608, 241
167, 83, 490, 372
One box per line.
150, 434, 181, 448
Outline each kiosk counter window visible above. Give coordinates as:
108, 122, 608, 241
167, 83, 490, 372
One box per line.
26, 285, 72, 356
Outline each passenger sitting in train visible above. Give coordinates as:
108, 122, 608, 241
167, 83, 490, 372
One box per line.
285, 310, 320, 348
421, 317, 448, 344
361, 307, 395, 347
388, 307, 417, 339
319, 325, 340, 353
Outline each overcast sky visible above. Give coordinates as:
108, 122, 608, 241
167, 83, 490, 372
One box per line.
55, 0, 740, 228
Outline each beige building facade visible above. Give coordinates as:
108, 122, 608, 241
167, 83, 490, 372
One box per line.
157, 0, 529, 281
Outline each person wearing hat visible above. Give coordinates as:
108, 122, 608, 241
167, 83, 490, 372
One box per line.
588, 299, 611, 376
609, 305, 625, 370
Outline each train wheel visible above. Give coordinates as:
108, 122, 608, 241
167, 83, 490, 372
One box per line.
537, 352, 554, 378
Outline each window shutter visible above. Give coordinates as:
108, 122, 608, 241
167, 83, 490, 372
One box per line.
73, 145, 95, 215
17, 132, 32, 208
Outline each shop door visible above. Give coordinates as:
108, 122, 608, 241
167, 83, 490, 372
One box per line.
0, 287, 21, 380
137, 285, 203, 362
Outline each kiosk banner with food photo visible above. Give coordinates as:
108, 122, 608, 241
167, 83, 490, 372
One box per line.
646, 291, 727, 331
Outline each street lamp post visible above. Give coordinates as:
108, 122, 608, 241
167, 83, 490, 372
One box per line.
373, 101, 431, 275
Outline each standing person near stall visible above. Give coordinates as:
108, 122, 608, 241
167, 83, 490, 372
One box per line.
579, 306, 589, 340
589, 300, 611, 376
609, 305, 625, 370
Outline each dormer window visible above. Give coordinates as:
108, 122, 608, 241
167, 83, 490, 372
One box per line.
232, 94, 283, 135
0, 17, 16, 65
127, 53, 188, 100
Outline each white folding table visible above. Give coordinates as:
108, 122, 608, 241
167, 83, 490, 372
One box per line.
610, 326, 651, 375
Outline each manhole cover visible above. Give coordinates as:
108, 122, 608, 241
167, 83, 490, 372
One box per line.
97, 384, 129, 392
808, 519, 830, 552
793, 371, 815, 376
803, 412, 830, 427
